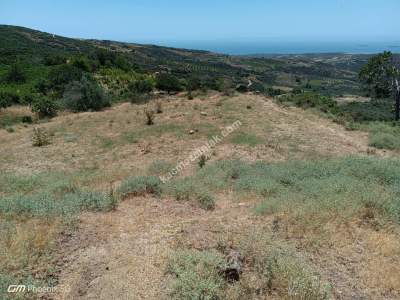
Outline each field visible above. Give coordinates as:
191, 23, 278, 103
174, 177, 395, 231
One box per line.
1, 91, 400, 299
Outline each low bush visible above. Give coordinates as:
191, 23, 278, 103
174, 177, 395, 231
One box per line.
170, 179, 216, 210
32, 127, 51, 147
366, 122, 400, 150
166, 249, 225, 300
0, 190, 118, 217
117, 176, 162, 198
278, 92, 339, 115
173, 158, 400, 225
233, 231, 331, 299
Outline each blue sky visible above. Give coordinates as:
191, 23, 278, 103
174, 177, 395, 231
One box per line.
0, 0, 398, 44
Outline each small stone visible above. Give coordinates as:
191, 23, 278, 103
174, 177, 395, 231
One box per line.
200, 111, 208, 116
189, 130, 195, 135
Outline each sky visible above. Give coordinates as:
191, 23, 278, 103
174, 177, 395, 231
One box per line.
0, 0, 399, 53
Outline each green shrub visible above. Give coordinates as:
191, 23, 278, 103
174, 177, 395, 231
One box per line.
170, 180, 216, 210
175, 158, 400, 224
196, 190, 215, 210
156, 73, 182, 93
63, 75, 110, 112
117, 176, 162, 198
46, 64, 83, 95
31, 96, 58, 118
166, 249, 225, 300
128, 79, 154, 94
279, 92, 339, 114
0, 90, 20, 108
0, 190, 117, 218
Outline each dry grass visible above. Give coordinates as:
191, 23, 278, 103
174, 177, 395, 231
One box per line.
1, 93, 399, 299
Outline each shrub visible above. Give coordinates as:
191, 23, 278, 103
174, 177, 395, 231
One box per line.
0, 190, 118, 217
22, 115, 33, 124
117, 176, 162, 198
31, 96, 58, 118
196, 190, 215, 210
63, 76, 110, 112
128, 79, 154, 95
166, 249, 225, 300
367, 122, 400, 150
144, 107, 155, 125
47, 64, 83, 94
279, 92, 339, 114
155, 73, 182, 93
234, 231, 331, 299
0, 90, 20, 108
0, 94, 11, 110
32, 127, 50, 147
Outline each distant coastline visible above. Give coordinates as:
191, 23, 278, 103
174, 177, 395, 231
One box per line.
136, 39, 400, 55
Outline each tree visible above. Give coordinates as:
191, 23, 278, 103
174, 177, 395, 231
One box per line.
31, 96, 59, 118
359, 51, 400, 121
6, 63, 26, 83
155, 73, 182, 94
128, 79, 154, 95
63, 75, 110, 112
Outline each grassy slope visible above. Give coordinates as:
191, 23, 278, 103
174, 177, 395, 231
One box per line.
1, 93, 399, 299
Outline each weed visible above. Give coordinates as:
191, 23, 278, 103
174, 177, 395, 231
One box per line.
144, 107, 155, 125
198, 154, 207, 168
32, 127, 50, 147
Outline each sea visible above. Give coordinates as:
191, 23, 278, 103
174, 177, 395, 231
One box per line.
138, 39, 400, 55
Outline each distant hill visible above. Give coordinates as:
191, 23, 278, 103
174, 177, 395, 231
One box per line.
0, 25, 375, 96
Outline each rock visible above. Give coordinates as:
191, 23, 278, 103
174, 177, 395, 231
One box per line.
189, 130, 195, 135
200, 111, 208, 116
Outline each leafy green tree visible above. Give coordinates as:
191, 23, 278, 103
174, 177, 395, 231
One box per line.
6, 63, 26, 83
359, 51, 400, 120
63, 75, 110, 112
47, 64, 83, 95
155, 73, 182, 94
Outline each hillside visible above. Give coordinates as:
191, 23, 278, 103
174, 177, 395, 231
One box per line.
1, 25, 400, 300
0, 25, 368, 98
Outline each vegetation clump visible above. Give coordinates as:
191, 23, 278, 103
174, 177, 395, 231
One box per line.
117, 176, 162, 198
144, 107, 155, 125
63, 75, 110, 112
32, 127, 51, 147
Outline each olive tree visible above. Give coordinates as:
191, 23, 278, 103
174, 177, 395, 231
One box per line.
359, 51, 400, 120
